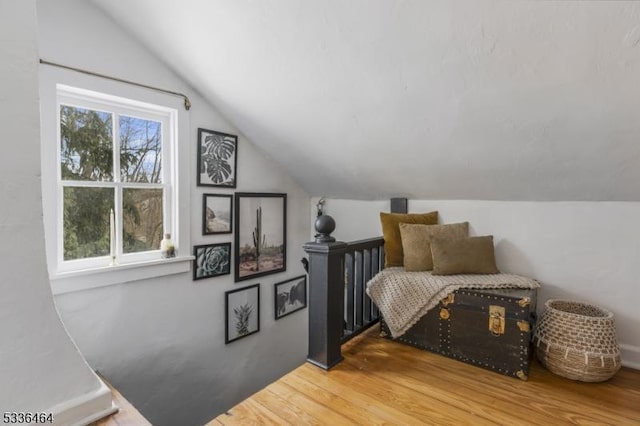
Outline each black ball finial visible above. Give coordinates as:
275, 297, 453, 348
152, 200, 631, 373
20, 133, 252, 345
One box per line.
314, 214, 336, 243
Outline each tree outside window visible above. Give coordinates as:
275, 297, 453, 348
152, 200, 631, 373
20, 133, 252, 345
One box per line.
60, 104, 165, 261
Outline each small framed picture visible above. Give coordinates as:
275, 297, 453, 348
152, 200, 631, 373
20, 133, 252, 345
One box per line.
274, 275, 307, 320
235, 192, 287, 282
225, 283, 260, 344
203, 194, 233, 235
197, 128, 238, 187
193, 243, 231, 280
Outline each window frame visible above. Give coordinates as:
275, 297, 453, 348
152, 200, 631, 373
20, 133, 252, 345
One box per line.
56, 88, 175, 270
41, 80, 192, 295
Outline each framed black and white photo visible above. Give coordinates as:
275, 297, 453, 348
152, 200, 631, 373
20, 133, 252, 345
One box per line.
274, 275, 307, 320
193, 242, 231, 280
202, 194, 232, 235
235, 192, 286, 282
225, 283, 260, 344
197, 128, 237, 187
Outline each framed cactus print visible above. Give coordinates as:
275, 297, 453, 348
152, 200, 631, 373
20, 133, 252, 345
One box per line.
234, 193, 287, 282
197, 128, 237, 187
225, 283, 260, 344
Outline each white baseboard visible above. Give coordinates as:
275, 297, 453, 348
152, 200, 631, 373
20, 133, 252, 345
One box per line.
620, 343, 640, 370
48, 380, 117, 426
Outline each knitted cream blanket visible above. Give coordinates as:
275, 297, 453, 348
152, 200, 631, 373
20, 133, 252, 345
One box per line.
366, 267, 540, 338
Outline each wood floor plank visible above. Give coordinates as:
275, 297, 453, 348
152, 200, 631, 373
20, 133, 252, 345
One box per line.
295, 363, 430, 425
251, 388, 322, 425
320, 364, 495, 425
357, 336, 640, 424
267, 381, 357, 425
278, 373, 393, 426
343, 347, 625, 426
212, 327, 640, 425
341, 355, 539, 425
215, 398, 289, 426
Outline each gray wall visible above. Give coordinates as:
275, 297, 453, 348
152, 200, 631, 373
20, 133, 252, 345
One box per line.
0, 0, 109, 418
37, 1, 311, 425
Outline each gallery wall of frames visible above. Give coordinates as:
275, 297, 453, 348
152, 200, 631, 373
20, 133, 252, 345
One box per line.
195, 128, 307, 343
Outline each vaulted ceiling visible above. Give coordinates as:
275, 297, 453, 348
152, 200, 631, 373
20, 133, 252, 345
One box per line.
93, 0, 640, 201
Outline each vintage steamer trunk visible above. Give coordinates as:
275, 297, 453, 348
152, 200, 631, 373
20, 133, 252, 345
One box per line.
381, 287, 538, 380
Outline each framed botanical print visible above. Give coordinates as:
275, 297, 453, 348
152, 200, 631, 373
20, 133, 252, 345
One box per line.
234, 192, 286, 282
225, 283, 260, 344
197, 128, 237, 187
202, 194, 232, 235
274, 275, 307, 320
193, 242, 231, 280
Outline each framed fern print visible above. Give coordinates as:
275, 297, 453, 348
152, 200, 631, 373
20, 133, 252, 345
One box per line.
225, 283, 260, 344
197, 128, 237, 187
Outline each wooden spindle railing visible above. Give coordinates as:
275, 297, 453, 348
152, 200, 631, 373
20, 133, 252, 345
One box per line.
341, 237, 384, 343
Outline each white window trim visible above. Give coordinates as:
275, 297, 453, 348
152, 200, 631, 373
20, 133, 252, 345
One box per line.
40, 73, 192, 295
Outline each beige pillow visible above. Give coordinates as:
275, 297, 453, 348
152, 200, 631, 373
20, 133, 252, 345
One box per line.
399, 222, 469, 271
380, 211, 439, 267
431, 236, 499, 275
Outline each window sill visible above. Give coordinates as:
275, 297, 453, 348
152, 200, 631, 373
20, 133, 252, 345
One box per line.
50, 256, 195, 295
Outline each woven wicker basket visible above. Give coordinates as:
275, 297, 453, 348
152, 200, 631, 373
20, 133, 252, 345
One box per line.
533, 299, 621, 382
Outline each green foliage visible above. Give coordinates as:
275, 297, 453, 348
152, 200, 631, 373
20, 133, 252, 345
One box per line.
63, 187, 112, 260
60, 105, 164, 260
60, 106, 113, 181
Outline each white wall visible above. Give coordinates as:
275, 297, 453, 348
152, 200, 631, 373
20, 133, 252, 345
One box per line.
37, 1, 310, 425
0, 0, 114, 423
314, 197, 640, 369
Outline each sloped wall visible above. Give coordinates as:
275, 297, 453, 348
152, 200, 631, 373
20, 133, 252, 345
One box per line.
0, 0, 113, 422
37, 1, 310, 425
314, 197, 640, 369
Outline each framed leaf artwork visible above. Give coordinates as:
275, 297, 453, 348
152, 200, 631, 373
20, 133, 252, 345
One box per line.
197, 128, 237, 187
274, 275, 307, 320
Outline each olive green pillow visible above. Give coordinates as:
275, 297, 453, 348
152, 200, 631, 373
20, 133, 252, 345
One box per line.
380, 211, 439, 267
399, 222, 469, 271
431, 236, 499, 275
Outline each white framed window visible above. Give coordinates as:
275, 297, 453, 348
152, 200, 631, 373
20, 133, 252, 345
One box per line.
41, 83, 192, 294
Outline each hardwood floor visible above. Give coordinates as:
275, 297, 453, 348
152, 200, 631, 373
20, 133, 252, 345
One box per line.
211, 325, 640, 425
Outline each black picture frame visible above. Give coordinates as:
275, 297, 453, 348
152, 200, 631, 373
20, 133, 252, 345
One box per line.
225, 283, 260, 344
197, 128, 238, 188
234, 192, 287, 282
202, 194, 233, 235
193, 242, 231, 280
274, 275, 307, 320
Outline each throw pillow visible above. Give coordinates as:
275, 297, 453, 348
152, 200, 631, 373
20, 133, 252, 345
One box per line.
380, 211, 439, 267
431, 235, 499, 275
399, 222, 469, 271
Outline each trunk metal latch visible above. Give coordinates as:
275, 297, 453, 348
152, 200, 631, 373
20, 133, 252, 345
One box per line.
489, 305, 506, 336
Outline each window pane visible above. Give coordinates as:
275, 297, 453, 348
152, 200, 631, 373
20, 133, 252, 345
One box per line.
60, 105, 113, 181
123, 188, 163, 253
120, 116, 162, 183
63, 187, 114, 260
